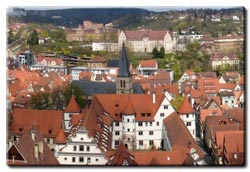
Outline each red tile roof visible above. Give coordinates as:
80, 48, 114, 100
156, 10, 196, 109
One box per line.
106, 143, 137, 165
7, 127, 59, 165
164, 112, 204, 160
177, 96, 195, 114
55, 129, 67, 144
210, 53, 239, 61
11, 108, 63, 138
124, 30, 172, 41
139, 60, 157, 68
64, 96, 81, 113
200, 109, 223, 125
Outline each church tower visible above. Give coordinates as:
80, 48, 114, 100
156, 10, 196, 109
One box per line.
116, 43, 133, 94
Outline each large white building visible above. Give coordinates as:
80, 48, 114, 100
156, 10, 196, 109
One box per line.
118, 30, 176, 53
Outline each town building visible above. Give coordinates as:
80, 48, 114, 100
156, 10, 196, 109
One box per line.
9, 108, 63, 151
55, 118, 108, 165
214, 35, 244, 53
7, 127, 59, 165
17, 51, 35, 66
177, 96, 196, 138
118, 30, 176, 53
92, 42, 118, 52
137, 60, 158, 77
87, 56, 107, 68
210, 53, 240, 70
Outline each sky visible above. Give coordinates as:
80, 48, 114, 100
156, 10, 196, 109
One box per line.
8, 6, 239, 12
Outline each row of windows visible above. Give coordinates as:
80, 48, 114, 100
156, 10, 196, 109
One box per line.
114, 140, 154, 147
69, 157, 97, 163
115, 130, 155, 136
73, 145, 90, 152
115, 121, 160, 127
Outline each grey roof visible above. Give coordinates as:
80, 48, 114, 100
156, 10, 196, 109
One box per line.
73, 80, 144, 96
107, 60, 119, 67
118, 44, 131, 77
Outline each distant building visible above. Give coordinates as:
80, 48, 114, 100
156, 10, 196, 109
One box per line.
66, 25, 83, 42
210, 53, 240, 70
214, 35, 244, 53
87, 56, 107, 68
118, 30, 176, 53
17, 51, 35, 66
92, 42, 118, 52
137, 60, 158, 77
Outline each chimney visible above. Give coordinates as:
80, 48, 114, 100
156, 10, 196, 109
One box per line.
34, 143, 39, 159
152, 92, 156, 104
38, 141, 44, 154
31, 130, 36, 141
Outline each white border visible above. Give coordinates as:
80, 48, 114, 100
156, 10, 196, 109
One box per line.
1, 0, 249, 172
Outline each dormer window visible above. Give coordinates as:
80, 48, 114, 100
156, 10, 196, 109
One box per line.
141, 113, 145, 117
19, 128, 23, 132
147, 113, 151, 117
48, 130, 52, 134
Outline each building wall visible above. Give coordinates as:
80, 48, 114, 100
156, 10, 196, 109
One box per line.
55, 129, 107, 165
179, 113, 196, 138
111, 95, 175, 150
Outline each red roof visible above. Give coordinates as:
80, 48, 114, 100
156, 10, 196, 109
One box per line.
210, 53, 239, 61
177, 96, 195, 114
65, 96, 81, 113
124, 30, 172, 41
11, 108, 63, 138
139, 60, 157, 68
55, 129, 67, 144
7, 127, 59, 165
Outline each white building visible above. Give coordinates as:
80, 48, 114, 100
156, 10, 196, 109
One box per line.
63, 96, 81, 132
177, 96, 196, 139
89, 92, 175, 150
118, 30, 176, 53
54, 123, 107, 165
137, 60, 158, 77
71, 67, 110, 80
92, 42, 118, 52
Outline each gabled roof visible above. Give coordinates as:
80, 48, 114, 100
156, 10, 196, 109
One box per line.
106, 143, 137, 166
55, 129, 67, 144
123, 30, 171, 41
11, 108, 63, 137
163, 112, 204, 160
64, 96, 81, 113
210, 53, 239, 61
7, 127, 59, 165
118, 43, 131, 77
177, 96, 195, 114
139, 60, 158, 68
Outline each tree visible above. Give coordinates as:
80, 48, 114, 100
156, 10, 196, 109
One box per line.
193, 65, 202, 73
27, 30, 39, 46
8, 28, 15, 44
152, 47, 159, 58
159, 47, 165, 59
171, 96, 184, 110
64, 83, 86, 109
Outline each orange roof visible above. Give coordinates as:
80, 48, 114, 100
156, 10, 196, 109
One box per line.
106, 143, 137, 165
140, 60, 157, 68
124, 30, 171, 41
177, 96, 195, 114
164, 112, 204, 159
55, 129, 67, 144
65, 96, 81, 113
200, 109, 223, 124
11, 108, 63, 137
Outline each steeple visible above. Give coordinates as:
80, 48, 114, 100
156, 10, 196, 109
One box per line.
116, 43, 133, 94
118, 43, 131, 77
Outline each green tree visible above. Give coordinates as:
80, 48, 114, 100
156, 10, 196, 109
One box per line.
193, 65, 202, 73
64, 83, 86, 109
171, 96, 184, 110
152, 47, 159, 58
8, 28, 15, 44
159, 47, 165, 59
27, 30, 39, 46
